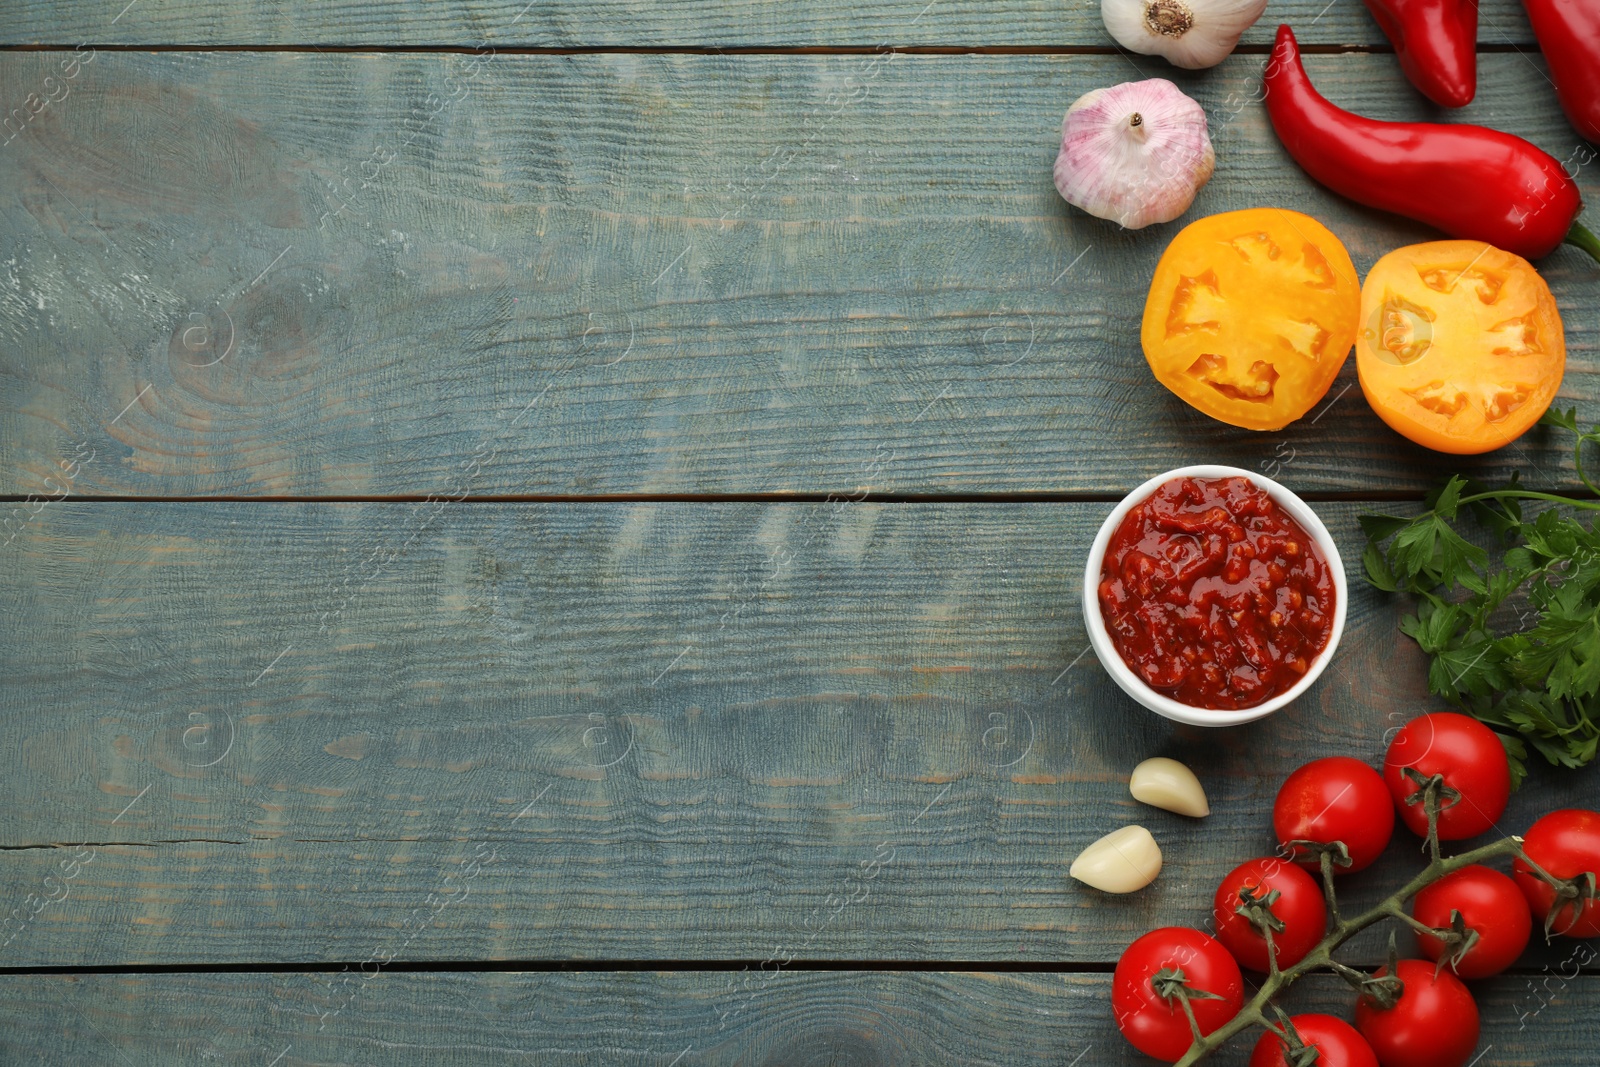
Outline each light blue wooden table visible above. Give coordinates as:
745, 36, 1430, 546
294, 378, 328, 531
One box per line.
1, 1, 1596, 1062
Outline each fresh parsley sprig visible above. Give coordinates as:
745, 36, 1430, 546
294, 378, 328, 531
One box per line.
1362, 409, 1600, 786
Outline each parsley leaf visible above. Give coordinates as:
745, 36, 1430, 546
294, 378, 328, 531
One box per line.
1363, 418, 1600, 785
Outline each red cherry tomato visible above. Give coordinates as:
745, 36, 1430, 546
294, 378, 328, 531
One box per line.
1354, 959, 1480, 1067
1383, 713, 1510, 841
1514, 808, 1600, 938
1273, 757, 1395, 873
1213, 856, 1327, 972
1412, 864, 1532, 978
1113, 927, 1244, 1062
1249, 1014, 1379, 1067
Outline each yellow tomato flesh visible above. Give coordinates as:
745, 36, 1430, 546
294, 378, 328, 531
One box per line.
1357, 241, 1565, 455
1141, 208, 1360, 432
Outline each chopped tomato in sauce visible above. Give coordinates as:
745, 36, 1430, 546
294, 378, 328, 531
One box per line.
1098, 476, 1335, 710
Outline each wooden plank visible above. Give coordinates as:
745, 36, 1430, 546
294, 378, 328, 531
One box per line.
3, 971, 1595, 1065
0, 0, 1538, 49
2, 501, 1593, 965
2, 51, 1595, 499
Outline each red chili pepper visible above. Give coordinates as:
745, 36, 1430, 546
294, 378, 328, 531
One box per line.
1264, 25, 1600, 265
1361, 0, 1476, 107
1522, 0, 1600, 144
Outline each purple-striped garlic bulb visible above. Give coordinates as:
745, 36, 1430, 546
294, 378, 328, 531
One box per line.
1053, 79, 1215, 231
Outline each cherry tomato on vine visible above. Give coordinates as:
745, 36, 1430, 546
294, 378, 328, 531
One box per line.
1383, 713, 1510, 841
1354, 959, 1480, 1067
1248, 1014, 1378, 1067
1113, 927, 1244, 1062
1273, 757, 1394, 873
1213, 856, 1327, 972
1412, 864, 1531, 978
1514, 808, 1600, 938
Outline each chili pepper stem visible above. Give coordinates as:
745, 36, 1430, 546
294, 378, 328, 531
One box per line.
1566, 220, 1600, 266
1170, 834, 1526, 1066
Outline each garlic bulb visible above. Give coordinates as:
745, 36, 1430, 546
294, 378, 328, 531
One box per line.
1129, 757, 1210, 817
1102, 0, 1268, 69
1069, 825, 1163, 893
1053, 79, 1214, 230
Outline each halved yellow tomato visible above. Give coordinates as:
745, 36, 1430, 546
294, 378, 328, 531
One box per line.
1141, 208, 1360, 431
1357, 241, 1565, 455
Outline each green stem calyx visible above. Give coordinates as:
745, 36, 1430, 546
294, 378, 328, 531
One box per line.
1509, 845, 1598, 940
1236, 886, 1287, 937
1331, 959, 1405, 1010
1284, 839, 1350, 925
1567, 220, 1600, 266
1439, 910, 1481, 973
1152, 967, 1227, 1045
1265, 1006, 1321, 1066
1402, 769, 1460, 866
1542, 869, 1599, 940
1236, 885, 1288, 977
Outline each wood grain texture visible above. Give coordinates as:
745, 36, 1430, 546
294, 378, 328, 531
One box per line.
2, 51, 1596, 499
0, 0, 1539, 49
3, 971, 1596, 1065
3, 501, 1594, 966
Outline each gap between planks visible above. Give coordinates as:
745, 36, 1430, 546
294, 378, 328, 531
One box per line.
0, 490, 1468, 504
4, 959, 1596, 977
0, 43, 1538, 55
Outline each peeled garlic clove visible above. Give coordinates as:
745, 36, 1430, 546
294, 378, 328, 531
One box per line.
1129, 757, 1211, 818
1101, 0, 1269, 70
1053, 79, 1215, 231
1069, 825, 1163, 893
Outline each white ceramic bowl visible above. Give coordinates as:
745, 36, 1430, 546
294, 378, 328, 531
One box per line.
1082, 465, 1348, 727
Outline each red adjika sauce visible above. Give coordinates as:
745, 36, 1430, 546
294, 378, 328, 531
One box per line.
1098, 476, 1335, 710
